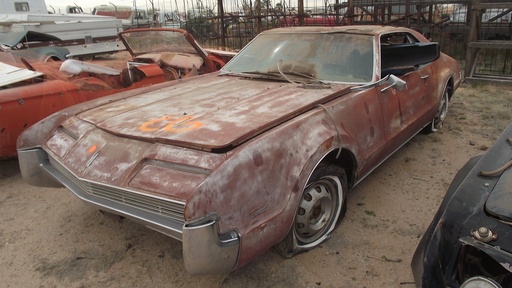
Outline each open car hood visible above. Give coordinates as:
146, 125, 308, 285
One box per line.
77, 73, 351, 151
0, 62, 43, 87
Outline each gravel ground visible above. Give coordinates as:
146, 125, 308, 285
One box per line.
0, 83, 511, 287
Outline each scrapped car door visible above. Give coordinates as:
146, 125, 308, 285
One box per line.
396, 65, 433, 133
378, 32, 438, 147
377, 68, 429, 149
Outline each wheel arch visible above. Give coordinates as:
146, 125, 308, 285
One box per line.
273, 144, 355, 257
280, 143, 358, 235
281, 135, 359, 229
44, 55, 62, 62
445, 76, 455, 101
316, 147, 358, 189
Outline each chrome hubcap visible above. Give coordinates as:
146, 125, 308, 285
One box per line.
433, 92, 449, 131
295, 178, 337, 244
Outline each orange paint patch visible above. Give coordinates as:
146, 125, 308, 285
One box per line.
139, 115, 202, 133
88, 145, 97, 154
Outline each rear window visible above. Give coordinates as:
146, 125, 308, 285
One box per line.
15, 2, 30, 12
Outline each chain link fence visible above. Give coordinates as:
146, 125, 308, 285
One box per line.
157, 0, 512, 81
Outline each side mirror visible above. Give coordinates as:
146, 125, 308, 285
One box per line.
380, 74, 407, 92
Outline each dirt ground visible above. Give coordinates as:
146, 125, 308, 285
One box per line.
1, 83, 511, 288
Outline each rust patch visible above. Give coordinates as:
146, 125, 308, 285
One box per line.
292, 181, 300, 193
252, 151, 264, 167
321, 118, 331, 129
323, 137, 333, 150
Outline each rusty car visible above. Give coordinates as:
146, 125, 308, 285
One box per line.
117, 28, 235, 78
0, 28, 234, 159
412, 123, 512, 288
18, 26, 461, 274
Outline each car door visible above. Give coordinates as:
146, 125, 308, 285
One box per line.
394, 64, 433, 134
378, 32, 438, 150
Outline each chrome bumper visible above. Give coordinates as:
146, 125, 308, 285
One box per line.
18, 147, 62, 187
18, 147, 240, 274
183, 218, 240, 275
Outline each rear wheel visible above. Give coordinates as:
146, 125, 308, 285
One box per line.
425, 88, 449, 133
275, 163, 347, 258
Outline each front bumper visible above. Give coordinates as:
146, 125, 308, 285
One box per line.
18, 147, 240, 275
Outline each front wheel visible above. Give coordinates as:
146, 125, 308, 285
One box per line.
275, 164, 347, 258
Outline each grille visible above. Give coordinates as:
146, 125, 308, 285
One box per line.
49, 157, 185, 224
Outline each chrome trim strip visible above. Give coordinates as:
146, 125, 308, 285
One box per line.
42, 158, 185, 240
49, 157, 185, 223
353, 125, 427, 187
19, 147, 186, 241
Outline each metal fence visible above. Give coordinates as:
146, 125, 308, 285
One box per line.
158, 0, 512, 82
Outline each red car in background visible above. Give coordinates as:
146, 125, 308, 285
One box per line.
0, 28, 235, 159
279, 15, 337, 26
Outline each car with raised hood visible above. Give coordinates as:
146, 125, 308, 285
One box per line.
412, 123, 512, 288
18, 26, 461, 275
117, 28, 236, 77
0, 27, 234, 159
0, 31, 70, 61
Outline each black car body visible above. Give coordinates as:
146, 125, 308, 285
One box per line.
412, 123, 512, 287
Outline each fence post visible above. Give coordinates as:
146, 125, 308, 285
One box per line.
347, 0, 353, 25
464, 0, 482, 78
218, 0, 226, 47
298, 0, 304, 26
255, 0, 262, 33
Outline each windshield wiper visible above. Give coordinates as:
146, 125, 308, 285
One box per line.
273, 59, 326, 85
220, 71, 290, 81
268, 70, 317, 80
221, 67, 330, 88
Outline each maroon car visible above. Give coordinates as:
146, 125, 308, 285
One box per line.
18, 26, 461, 275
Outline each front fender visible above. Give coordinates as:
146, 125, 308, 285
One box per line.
185, 105, 358, 269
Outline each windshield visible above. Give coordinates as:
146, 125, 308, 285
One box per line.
221, 32, 374, 83
120, 30, 198, 55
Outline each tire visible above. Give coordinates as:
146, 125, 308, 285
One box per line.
425, 87, 449, 133
275, 163, 347, 258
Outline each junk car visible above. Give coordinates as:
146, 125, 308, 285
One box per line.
18, 26, 461, 275
412, 123, 512, 288
0, 31, 70, 61
117, 28, 235, 79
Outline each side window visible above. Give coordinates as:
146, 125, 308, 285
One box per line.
381, 32, 419, 45
15, 2, 30, 12
380, 32, 421, 77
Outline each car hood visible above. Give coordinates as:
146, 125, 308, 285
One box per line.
484, 152, 512, 222
76, 73, 352, 151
